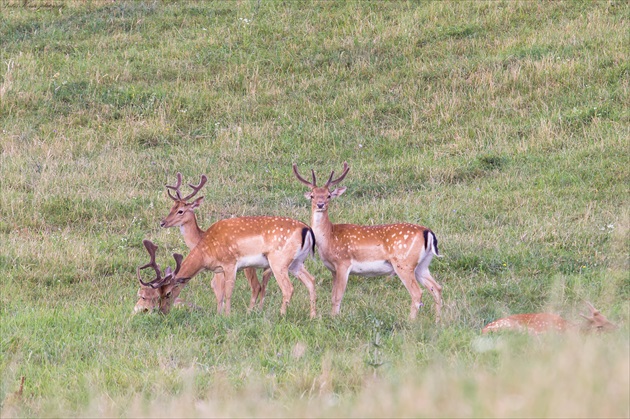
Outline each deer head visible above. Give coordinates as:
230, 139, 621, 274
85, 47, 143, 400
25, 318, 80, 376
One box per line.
134, 239, 184, 314
160, 172, 208, 228
580, 301, 618, 332
293, 161, 350, 212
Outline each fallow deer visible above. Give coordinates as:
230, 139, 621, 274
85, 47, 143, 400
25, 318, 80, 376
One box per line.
158, 172, 273, 312
134, 288, 191, 313
135, 210, 318, 318
134, 264, 199, 314
481, 302, 617, 335
293, 162, 443, 320
134, 240, 184, 313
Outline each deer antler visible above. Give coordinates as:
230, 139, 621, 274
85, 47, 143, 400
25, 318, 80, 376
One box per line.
172, 253, 196, 284
182, 175, 207, 201
165, 173, 208, 202
137, 239, 162, 287
293, 163, 317, 188
293, 162, 349, 189
137, 240, 179, 289
166, 173, 183, 201
172, 253, 183, 275
163, 253, 183, 276
325, 161, 350, 188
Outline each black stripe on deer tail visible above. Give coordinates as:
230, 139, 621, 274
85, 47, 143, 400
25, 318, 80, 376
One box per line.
423, 229, 439, 256
301, 227, 316, 253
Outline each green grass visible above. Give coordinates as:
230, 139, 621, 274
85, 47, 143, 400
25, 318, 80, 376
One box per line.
1, 1, 629, 417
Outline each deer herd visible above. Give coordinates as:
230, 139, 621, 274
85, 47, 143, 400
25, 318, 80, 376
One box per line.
133, 162, 617, 335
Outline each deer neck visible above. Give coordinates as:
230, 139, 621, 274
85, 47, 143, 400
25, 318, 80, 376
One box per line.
311, 209, 334, 250
173, 245, 208, 285
180, 215, 205, 250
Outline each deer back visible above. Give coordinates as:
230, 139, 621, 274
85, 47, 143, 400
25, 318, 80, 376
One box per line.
196, 216, 312, 262
482, 313, 571, 335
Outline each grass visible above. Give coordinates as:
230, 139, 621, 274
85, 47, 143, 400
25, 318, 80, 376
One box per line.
1, 0, 629, 417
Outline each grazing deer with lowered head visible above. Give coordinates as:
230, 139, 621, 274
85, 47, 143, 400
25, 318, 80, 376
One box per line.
481, 302, 617, 335
158, 172, 273, 312
135, 240, 185, 313
135, 209, 318, 317
134, 286, 195, 313
293, 162, 442, 320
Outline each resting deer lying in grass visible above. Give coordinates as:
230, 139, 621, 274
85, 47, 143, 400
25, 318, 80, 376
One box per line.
158, 172, 273, 312
293, 162, 442, 321
134, 210, 318, 318
481, 302, 617, 335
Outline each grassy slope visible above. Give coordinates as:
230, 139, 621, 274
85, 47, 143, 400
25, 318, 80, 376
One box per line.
1, 1, 628, 417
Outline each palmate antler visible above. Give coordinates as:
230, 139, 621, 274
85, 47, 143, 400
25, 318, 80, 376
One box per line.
292, 161, 349, 189
165, 172, 208, 201
137, 239, 183, 288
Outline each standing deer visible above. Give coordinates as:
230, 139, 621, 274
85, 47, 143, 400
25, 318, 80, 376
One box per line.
481, 302, 617, 335
293, 162, 443, 320
158, 172, 272, 312
135, 211, 318, 318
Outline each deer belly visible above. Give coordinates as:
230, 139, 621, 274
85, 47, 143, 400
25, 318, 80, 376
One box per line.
236, 254, 269, 270
350, 260, 394, 277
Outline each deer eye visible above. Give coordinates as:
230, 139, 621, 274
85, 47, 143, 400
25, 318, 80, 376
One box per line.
327, 194, 331, 199
177, 210, 184, 215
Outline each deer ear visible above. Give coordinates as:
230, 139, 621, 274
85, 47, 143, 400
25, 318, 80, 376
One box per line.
191, 197, 204, 210
331, 187, 346, 198
304, 191, 312, 200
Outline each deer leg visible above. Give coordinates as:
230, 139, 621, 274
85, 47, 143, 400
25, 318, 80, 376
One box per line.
392, 264, 424, 320
211, 272, 226, 314
259, 268, 273, 310
331, 265, 351, 316
293, 266, 317, 319
268, 257, 293, 316
243, 267, 262, 313
221, 268, 237, 316
415, 268, 443, 322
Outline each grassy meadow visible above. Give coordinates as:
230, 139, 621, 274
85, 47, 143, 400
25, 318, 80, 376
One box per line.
1, 0, 629, 417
